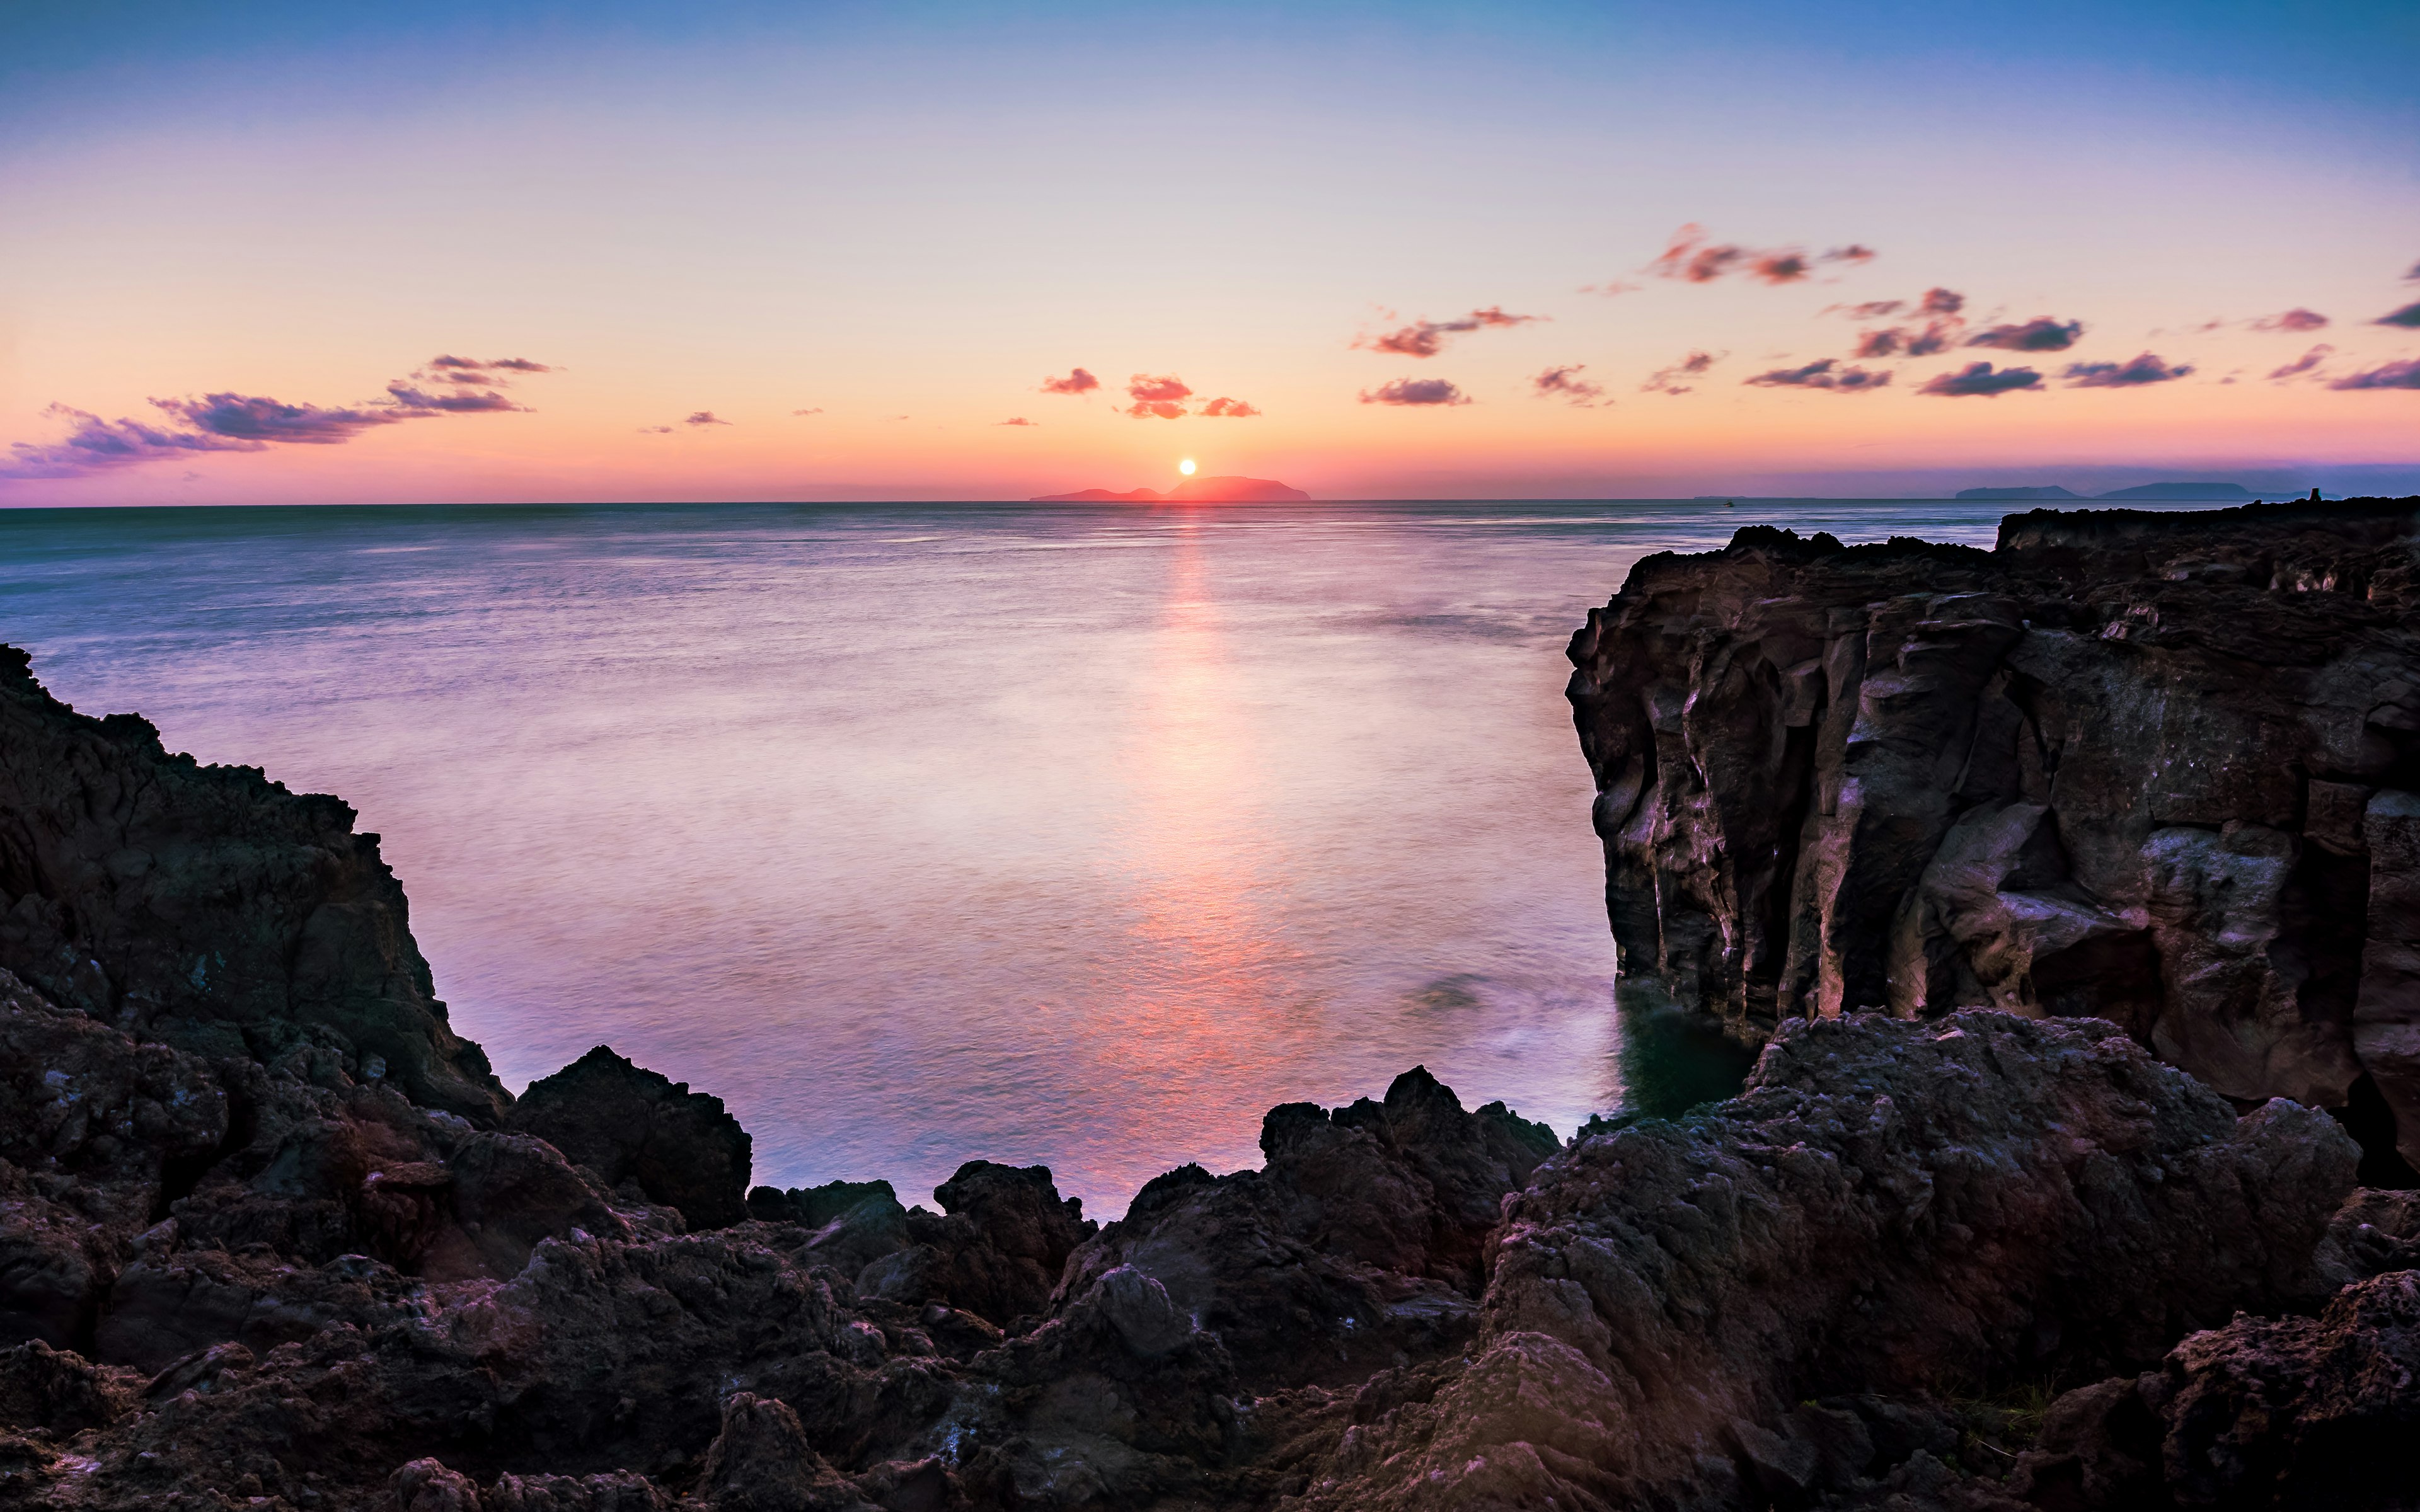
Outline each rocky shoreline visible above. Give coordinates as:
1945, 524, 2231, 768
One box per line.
4, 500, 2419, 1510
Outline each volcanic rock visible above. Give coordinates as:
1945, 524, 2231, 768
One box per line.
507, 1046, 753, 1229
1567, 498, 2420, 1171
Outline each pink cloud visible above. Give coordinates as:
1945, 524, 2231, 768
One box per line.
1531, 365, 1607, 406
1040, 368, 1101, 395
1358, 306, 1545, 358
1919, 361, 2043, 398
1650, 224, 1879, 285
2250, 308, 2329, 333
1640, 350, 1720, 395
1127, 374, 1192, 403
1198, 397, 1261, 417
1742, 359, 1891, 392
2269, 345, 2333, 381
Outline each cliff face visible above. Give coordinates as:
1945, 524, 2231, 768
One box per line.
0, 646, 507, 1123
1567, 499, 2420, 1170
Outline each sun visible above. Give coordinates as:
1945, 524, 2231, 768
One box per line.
1177, 458, 1197, 476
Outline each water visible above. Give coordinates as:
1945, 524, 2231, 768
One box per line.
0, 498, 2018, 1215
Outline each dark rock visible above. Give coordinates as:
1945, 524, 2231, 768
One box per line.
1286, 1011, 2356, 1508
1565, 498, 2420, 1170
0, 1338, 137, 1433
0, 644, 507, 1122
2150, 1268, 2420, 1508
507, 1046, 752, 1230
696, 1392, 858, 1512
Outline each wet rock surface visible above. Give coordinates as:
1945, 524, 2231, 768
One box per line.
6, 575, 2420, 1509
1566, 498, 2420, 1177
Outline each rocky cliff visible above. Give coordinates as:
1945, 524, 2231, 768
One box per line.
1567, 498, 2420, 1178
3, 641, 2417, 1509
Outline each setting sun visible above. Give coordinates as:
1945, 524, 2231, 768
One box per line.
1178, 459, 1196, 476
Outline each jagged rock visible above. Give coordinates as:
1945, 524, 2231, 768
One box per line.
1566, 498, 2420, 1170
389, 1458, 484, 1511
1288, 1011, 2357, 1509
486, 1469, 672, 1510
0, 644, 507, 1122
507, 1046, 752, 1230
0, 1338, 137, 1434
855, 1162, 1095, 1328
1050, 1067, 1558, 1394
696, 1392, 861, 1512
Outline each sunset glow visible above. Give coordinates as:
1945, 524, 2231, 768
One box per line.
1, 1, 2413, 504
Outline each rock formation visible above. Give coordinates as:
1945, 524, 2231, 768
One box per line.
3, 622, 2418, 1507
1567, 498, 2420, 1176
0, 645, 506, 1123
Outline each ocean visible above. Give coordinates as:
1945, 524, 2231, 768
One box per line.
0, 498, 2022, 1215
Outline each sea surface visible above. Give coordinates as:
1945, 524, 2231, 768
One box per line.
0, 498, 2033, 1215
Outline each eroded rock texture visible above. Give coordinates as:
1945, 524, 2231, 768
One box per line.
1567, 498, 2420, 1171
0, 645, 505, 1122
3, 635, 2415, 1508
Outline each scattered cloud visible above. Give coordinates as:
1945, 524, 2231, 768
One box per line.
1040, 368, 1101, 395
792, 407, 824, 416
1357, 306, 1544, 358
2063, 353, 2193, 387
1965, 318, 2085, 352
1531, 365, 1607, 406
1127, 374, 1192, 403
1198, 397, 1261, 417
1846, 299, 1904, 319
638, 425, 674, 434
2331, 360, 2420, 391
1123, 374, 1194, 419
2407, 261, 2420, 281
1742, 358, 1891, 392
4, 352, 557, 479
1361, 377, 1471, 407
1918, 287, 1965, 316
1649, 224, 1876, 285
997, 416, 1037, 427
685, 411, 729, 427
1581, 279, 1642, 297
1918, 361, 2044, 398
2375, 301, 2420, 329
1640, 350, 1720, 395
1841, 289, 1966, 359
2250, 308, 2329, 333
2269, 345, 2333, 381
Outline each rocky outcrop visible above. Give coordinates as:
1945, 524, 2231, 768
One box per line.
506, 1046, 753, 1230
3, 628, 2414, 1508
1566, 498, 2420, 1173
0, 644, 506, 1122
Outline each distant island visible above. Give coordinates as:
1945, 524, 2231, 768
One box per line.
1031, 475, 1310, 503
1957, 481, 2265, 502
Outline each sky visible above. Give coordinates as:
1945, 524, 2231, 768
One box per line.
3, 0, 2416, 503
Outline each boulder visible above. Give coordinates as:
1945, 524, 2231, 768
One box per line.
507, 1046, 752, 1230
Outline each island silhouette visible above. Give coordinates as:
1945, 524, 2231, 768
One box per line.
1030, 475, 1310, 503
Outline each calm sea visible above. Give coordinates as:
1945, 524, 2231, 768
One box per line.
0, 498, 2020, 1215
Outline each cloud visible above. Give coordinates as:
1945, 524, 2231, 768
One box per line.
1919, 287, 1965, 316
1965, 318, 2085, 352
792, 407, 823, 416
1040, 368, 1101, 395
1198, 396, 1261, 417
1649, 224, 1878, 285
1126, 400, 1186, 420
1360, 377, 1470, 407
638, 425, 675, 434
2330, 360, 2420, 391
2250, 308, 2329, 333
1531, 365, 1607, 405
1918, 361, 2043, 398
1742, 358, 1891, 392
1127, 374, 1192, 403
2376, 301, 2420, 329
1358, 306, 1544, 358
1581, 279, 1642, 297
684, 411, 729, 427
4, 353, 558, 479
1640, 350, 1720, 395
1853, 328, 1904, 358
2408, 261, 2420, 281
1846, 300, 1904, 319
2269, 345, 2333, 381
2063, 352, 2193, 387
997, 416, 1037, 427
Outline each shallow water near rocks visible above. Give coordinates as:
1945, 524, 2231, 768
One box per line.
0, 498, 2022, 1215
